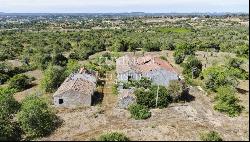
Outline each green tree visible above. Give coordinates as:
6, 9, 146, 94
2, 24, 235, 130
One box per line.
8, 74, 32, 92
64, 59, 80, 77
167, 80, 184, 102
202, 66, 238, 91
135, 85, 172, 108
17, 95, 58, 138
40, 65, 65, 93
0, 87, 19, 118
182, 56, 202, 78
52, 53, 68, 67
0, 87, 21, 141
174, 50, 185, 64
214, 86, 243, 117
128, 104, 151, 120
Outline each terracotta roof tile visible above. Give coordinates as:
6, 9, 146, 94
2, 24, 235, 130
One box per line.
53, 73, 96, 97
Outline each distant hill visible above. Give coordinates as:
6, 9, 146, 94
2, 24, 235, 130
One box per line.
0, 12, 248, 17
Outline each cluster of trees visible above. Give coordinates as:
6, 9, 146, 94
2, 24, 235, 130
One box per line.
84, 52, 117, 78
40, 59, 80, 93
201, 57, 247, 116
0, 88, 58, 140
0, 62, 34, 85
1, 17, 248, 65
124, 78, 186, 120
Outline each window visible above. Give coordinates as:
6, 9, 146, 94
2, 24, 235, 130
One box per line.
59, 99, 64, 104
128, 75, 132, 81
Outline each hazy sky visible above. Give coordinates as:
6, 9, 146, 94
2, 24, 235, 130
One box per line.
0, 0, 249, 13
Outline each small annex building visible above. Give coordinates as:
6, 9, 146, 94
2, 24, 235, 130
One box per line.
53, 68, 97, 108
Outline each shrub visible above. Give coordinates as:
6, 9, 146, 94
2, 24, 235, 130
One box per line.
174, 51, 185, 64
97, 132, 130, 141
52, 53, 68, 67
33, 53, 52, 70
214, 86, 243, 117
0, 73, 9, 85
8, 74, 32, 92
227, 57, 243, 68
0, 87, 19, 118
40, 65, 65, 93
182, 56, 202, 78
64, 59, 80, 77
0, 87, 21, 141
135, 85, 172, 108
227, 67, 248, 80
226, 57, 248, 80
129, 104, 151, 120
202, 66, 238, 92
17, 95, 58, 138
167, 80, 184, 102
200, 131, 223, 141
123, 77, 152, 89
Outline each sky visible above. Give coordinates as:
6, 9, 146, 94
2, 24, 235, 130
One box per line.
0, 0, 249, 13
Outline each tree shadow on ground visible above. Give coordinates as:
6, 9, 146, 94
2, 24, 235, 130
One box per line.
179, 88, 195, 102
236, 87, 248, 94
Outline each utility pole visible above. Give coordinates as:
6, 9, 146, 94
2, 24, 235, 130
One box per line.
155, 85, 160, 108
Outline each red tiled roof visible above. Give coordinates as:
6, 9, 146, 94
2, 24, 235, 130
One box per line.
116, 55, 178, 74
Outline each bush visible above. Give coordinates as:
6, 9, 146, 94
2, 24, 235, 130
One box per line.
64, 59, 80, 77
227, 57, 243, 68
0, 73, 9, 85
123, 77, 152, 89
226, 57, 248, 80
17, 95, 58, 138
202, 66, 238, 92
200, 131, 223, 141
135, 85, 172, 108
167, 80, 184, 102
0, 87, 19, 118
129, 104, 151, 120
33, 53, 52, 70
214, 86, 243, 117
174, 51, 185, 64
40, 65, 65, 93
96, 132, 130, 141
8, 74, 32, 92
52, 53, 68, 67
0, 87, 21, 141
182, 56, 202, 78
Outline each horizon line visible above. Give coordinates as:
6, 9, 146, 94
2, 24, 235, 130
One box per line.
0, 12, 249, 14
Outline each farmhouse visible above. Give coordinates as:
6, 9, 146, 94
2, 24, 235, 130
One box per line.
116, 55, 180, 87
53, 68, 97, 108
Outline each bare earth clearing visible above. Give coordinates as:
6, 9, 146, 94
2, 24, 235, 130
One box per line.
39, 85, 248, 141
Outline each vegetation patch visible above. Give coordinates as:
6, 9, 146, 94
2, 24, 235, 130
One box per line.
94, 132, 130, 141
128, 104, 151, 120
214, 86, 243, 117
200, 131, 223, 141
